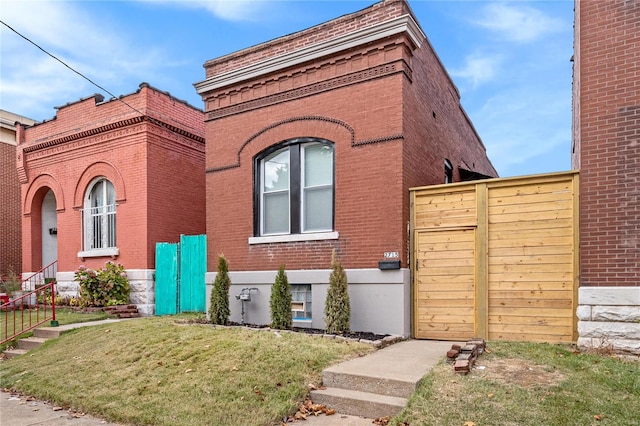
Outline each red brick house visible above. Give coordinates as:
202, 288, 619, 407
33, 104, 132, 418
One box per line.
573, 1, 640, 353
16, 83, 205, 314
195, 0, 496, 335
1, 110, 36, 279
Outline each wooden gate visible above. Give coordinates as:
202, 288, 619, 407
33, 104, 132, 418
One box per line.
155, 234, 206, 315
415, 228, 476, 340
410, 172, 579, 343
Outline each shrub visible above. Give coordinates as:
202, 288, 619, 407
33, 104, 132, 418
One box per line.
209, 255, 231, 325
75, 262, 130, 307
0, 269, 22, 295
324, 249, 350, 334
270, 264, 292, 330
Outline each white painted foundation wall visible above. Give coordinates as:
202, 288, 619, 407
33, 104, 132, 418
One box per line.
205, 268, 411, 337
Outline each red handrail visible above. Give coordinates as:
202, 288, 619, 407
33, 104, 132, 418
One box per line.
1, 280, 57, 345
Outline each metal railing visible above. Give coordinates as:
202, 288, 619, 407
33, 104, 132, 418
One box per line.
21, 261, 58, 292
1, 261, 58, 345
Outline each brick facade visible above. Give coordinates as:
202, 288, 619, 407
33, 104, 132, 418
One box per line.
16, 84, 205, 313
196, 0, 496, 335
1, 111, 36, 279
0, 141, 21, 277
573, 0, 640, 288
573, 0, 640, 354
197, 0, 496, 273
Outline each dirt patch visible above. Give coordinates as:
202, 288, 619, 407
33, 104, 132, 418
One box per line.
475, 358, 565, 388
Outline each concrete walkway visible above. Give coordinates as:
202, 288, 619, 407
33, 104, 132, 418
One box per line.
1, 320, 454, 425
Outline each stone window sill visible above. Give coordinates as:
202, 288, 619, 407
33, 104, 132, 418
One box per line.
77, 248, 119, 260
248, 231, 339, 245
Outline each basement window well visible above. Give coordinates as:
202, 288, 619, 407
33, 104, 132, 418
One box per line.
291, 284, 312, 321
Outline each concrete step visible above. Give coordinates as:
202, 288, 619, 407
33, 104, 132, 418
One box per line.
322, 370, 417, 398
34, 327, 63, 339
310, 387, 407, 419
3, 348, 28, 359
17, 337, 48, 350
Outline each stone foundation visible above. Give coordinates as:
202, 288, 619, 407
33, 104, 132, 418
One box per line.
55, 269, 155, 316
577, 287, 640, 355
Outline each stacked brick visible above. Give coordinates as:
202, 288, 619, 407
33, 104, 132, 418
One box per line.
446, 338, 486, 375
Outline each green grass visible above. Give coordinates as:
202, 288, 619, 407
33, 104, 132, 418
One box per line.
392, 341, 640, 426
0, 315, 373, 426
1, 308, 112, 351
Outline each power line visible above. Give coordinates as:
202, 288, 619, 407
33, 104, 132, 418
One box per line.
0, 19, 146, 117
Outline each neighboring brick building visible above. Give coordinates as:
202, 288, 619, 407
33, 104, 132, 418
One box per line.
573, 0, 640, 353
1, 110, 36, 279
195, 0, 496, 335
16, 83, 205, 314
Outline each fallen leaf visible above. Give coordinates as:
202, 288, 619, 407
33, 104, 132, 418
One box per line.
464, 422, 476, 426
104, 329, 110, 333
487, 393, 494, 398
326, 408, 336, 415
184, 368, 193, 373
52, 406, 63, 411
594, 414, 605, 421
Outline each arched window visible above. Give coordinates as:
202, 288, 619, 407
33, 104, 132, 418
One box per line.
254, 138, 334, 236
83, 178, 116, 251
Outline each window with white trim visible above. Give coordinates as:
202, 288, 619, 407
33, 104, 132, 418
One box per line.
255, 139, 334, 236
83, 178, 116, 251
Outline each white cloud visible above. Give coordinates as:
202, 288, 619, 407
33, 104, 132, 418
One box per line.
474, 3, 563, 43
0, 1, 175, 121
471, 86, 571, 176
136, 0, 272, 22
451, 54, 502, 88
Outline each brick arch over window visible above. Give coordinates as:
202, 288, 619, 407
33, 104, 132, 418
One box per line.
24, 174, 65, 215
207, 116, 354, 173
73, 162, 126, 209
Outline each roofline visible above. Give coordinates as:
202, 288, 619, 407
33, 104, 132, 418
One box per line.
194, 13, 426, 94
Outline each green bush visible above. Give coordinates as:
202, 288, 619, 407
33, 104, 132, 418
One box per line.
75, 262, 130, 307
270, 264, 292, 330
209, 255, 231, 325
324, 249, 350, 334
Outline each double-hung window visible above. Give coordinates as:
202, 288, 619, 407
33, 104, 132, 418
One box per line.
255, 139, 334, 237
82, 178, 117, 253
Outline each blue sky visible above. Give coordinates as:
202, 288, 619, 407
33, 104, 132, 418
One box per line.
0, 0, 574, 177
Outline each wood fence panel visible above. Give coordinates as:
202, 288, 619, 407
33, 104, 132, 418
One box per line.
414, 228, 476, 340
411, 172, 578, 343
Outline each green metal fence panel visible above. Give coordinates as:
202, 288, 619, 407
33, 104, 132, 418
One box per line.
179, 234, 206, 312
155, 242, 178, 315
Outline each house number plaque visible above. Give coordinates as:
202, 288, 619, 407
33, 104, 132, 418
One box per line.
383, 251, 399, 258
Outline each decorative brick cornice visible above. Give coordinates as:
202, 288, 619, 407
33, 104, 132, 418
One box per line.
23, 116, 204, 156
195, 14, 425, 94
205, 60, 411, 122
206, 115, 403, 174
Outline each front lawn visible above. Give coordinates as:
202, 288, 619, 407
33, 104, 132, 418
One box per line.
393, 341, 640, 426
0, 316, 373, 426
